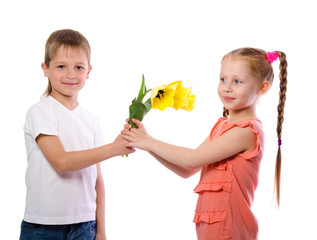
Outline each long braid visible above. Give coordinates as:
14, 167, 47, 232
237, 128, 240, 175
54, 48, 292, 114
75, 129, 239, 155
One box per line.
223, 107, 229, 118
275, 51, 288, 206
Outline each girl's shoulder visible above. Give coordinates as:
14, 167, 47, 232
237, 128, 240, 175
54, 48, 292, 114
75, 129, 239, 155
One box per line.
210, 117, 263, 140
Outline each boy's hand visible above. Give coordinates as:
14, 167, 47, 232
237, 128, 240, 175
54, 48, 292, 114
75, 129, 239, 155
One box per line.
112, 134, 135, 156
95, 232, 106, 240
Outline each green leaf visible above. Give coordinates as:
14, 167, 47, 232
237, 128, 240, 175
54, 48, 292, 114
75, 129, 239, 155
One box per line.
137, 74, 146, 102
129, 100, 147, 128
144, 97, 152, 113
128, 74, 152, 128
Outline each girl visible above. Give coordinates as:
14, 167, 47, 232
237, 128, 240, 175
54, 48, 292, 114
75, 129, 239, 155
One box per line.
20, 29, 135, 240
122, 48, 287, 240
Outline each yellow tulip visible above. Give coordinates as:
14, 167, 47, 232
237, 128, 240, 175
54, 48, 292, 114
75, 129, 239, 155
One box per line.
125, 75, 195, 157
169, 81, 196, 111
151, 83, 177, 111
181, 93, 196, 111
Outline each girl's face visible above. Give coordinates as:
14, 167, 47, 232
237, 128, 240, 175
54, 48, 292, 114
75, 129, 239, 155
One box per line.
42, 46, 91, 104
218, 56, 267, 116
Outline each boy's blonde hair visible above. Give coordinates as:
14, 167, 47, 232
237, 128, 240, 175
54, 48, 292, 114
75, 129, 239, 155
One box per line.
42, 29, 91, 97
222, 47, 288, 206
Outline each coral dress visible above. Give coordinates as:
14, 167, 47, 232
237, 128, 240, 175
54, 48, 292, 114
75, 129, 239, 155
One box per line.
193, 118, 264, 240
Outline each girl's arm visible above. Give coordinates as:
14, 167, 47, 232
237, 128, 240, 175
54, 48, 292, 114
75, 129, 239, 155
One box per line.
36, 134, 135, 173
122, 119, 256, 169
147, 135, 211, 178
149, 151, 201, 178
122, 119, 200, 178
95, 163, 106, 240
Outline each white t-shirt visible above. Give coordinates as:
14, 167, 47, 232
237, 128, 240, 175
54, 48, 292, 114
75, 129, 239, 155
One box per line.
23, 96, 104, 225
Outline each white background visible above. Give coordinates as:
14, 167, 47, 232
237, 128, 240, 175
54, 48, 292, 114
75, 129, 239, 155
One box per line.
1, 0, 316, 239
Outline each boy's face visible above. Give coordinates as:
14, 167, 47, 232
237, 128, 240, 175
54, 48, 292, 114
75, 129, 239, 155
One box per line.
42, 46, 91, 102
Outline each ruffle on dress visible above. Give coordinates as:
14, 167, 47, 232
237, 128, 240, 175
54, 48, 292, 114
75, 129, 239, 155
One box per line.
193, 209, 227, 224
194, 180, 232, 193
193, 180, 232, 224
193, 158, 233, 225
207, 160, 229, 171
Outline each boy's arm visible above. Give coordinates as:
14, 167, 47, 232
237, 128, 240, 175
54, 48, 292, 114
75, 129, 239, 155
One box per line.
95, 163, 106, 240
36, 134, 135, 173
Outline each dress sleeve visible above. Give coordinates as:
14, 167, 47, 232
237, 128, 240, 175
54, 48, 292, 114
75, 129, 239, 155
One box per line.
238, 121, 264, 160
218, 119, 264, 160
23, 103, 58, 140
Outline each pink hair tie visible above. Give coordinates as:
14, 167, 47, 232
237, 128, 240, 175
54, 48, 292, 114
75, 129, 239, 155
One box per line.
265, 51, 279, 63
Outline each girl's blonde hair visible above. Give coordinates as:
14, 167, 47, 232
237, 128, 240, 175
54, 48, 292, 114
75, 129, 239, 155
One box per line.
222, 47, 288, 206
42, 29, 91, 97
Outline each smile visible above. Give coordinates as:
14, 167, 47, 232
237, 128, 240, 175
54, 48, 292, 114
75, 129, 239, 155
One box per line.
223, 96, 235, 102
63, 82, 78, 86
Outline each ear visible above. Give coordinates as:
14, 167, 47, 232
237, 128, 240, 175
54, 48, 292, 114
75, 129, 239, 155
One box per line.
258, 80, 271, 95
41, 63, 49, 77
86, 65, 92, 79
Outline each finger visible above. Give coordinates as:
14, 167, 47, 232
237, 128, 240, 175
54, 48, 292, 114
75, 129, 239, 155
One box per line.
121, 130, 129, 136
126, 143, 134, 149
132, 118, 140, 124
132, 118, 143, 128
121, 131, 136, 140
126, 141, 135, 148
122, 135, 132, 142
121, 129, 134, 135
129, 128, 140, 134
130, 148, 136, 153
123, 123, 131, 129
125, 139, 136, 148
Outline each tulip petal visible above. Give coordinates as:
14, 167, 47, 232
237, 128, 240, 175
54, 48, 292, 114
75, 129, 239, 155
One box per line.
181, 94, 196, 111
170, 81, 189, 110
151, 85, 176, 111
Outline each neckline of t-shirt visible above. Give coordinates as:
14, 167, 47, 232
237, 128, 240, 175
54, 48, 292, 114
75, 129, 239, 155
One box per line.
48, 95, 80, 113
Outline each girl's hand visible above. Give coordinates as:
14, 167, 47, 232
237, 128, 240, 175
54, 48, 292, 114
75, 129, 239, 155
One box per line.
124, 118, 149, 136
121, 118, 152, 151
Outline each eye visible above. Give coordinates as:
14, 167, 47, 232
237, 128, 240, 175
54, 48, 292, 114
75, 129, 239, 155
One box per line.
234, 79, 242, 84
76, 66, 84, 70
57, 65, 65, 69
220, 77, 227, 82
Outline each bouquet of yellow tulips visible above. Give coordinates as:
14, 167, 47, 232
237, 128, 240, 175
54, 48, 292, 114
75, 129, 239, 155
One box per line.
128, 74, 195, 128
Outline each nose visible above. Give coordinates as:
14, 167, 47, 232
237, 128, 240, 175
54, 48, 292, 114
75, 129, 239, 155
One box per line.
65, 68, 75, 79
223, 82, 232, 93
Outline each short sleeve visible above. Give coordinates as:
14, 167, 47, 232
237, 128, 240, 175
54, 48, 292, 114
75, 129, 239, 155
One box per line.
215, 119, 264, 161
238, 121, 264, 160
24, 103, 58, 140
92, 118, 104, 148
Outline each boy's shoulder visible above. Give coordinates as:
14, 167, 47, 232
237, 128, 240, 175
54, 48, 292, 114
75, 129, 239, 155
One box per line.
26, 97, 53, 115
